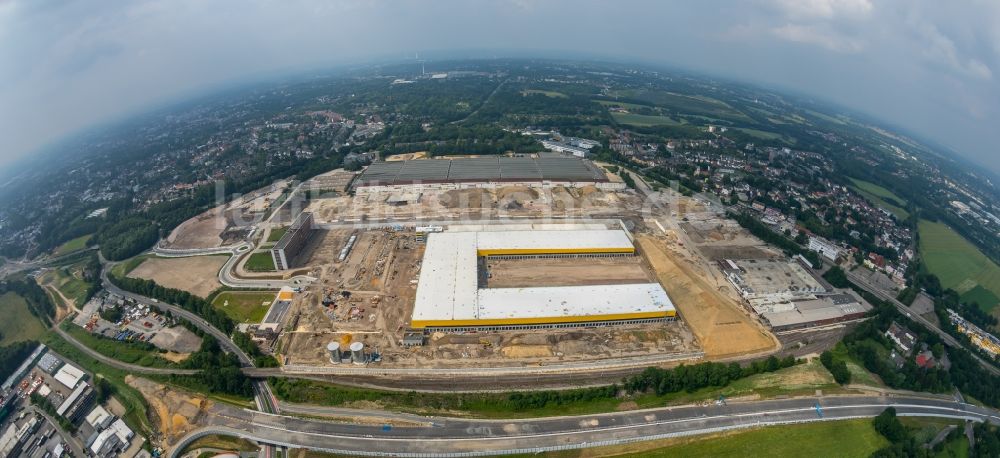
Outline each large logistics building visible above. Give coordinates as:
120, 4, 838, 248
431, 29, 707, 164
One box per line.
354, 156, 625, 194
271, 212, 315, 270
410, 228, 676, 330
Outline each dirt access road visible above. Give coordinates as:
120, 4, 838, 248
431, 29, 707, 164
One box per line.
638, 234, 778, 358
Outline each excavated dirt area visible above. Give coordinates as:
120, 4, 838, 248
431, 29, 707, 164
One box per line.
129, 376, 213, 448
637, 235, 777, 359
485, 257, 651, 288
128, 256, 227, 298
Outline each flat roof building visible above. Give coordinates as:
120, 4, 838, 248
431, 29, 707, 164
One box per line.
54, 364, 85, 390
271, 211, 315, 270
353, 156, 622, 192
410, 228, 675, 330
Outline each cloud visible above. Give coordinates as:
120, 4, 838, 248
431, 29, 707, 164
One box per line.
907, 18, 993, 80
0, 0, 997, 174
769, 0, 873, 19
771, 23, 865, 53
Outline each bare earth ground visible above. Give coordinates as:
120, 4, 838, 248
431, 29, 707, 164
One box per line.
150, 326, 203, 353
163, 206, 226, 249
486, 257, 651, 288
279, 230, 702, 368
638, 235, 777, 358
128, 376, 214, 448
128, 256, 227, 298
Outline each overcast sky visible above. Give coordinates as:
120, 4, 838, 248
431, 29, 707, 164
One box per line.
1, 0, 998, 174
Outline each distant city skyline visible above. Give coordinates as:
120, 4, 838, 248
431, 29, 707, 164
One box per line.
1, 0, 998, 174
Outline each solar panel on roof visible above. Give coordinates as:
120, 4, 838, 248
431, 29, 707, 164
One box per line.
396, 160, 452, 181
448, 157, 501, 180
357, 161, 404, 184
499, 157, 542, 179
356, 156, 607, 186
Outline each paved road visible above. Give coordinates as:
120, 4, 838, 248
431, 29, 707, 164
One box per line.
99, 258, 279, 412
102, 256, 280, 456
844, 268, 1000, 376
53, 322, 198, 376
29, 405, 88, 458
170, 394, 1000, 457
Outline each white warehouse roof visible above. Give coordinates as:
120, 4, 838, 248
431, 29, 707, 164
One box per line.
477, 284, 674, 321
54, 364, 85, 389
475, 229, 634, 255
411, 228, 675, 328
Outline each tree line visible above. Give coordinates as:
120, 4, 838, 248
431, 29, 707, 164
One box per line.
0, 278, 56, 325
109, 275, 278, 367
0, 341, 40, 382
730, 211, 823, 268
622, 356, 798, 396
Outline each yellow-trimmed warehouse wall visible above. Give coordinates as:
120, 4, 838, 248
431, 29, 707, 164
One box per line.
476, 247, 635, 256
411, 310, 673, 329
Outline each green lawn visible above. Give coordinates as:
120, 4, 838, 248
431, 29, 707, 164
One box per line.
597, 419, 887, 458
521, 89, 568, 98
110, 254, 153, 279
0, 292, 47, 345
182, 435, 260, 456
271, 360, 845, 419
734, 127, 783, 140
245, 251, 276, 272
41, 332, 155, 436
610, 89, 751, 122
830, 342, 885, 387
267, 226, 289, 243
211, 291, 274, 323
595, 100, 656, 110
61, 321, 177, 367
41, 265, 93, 306
611, 112, 682, 127
919, 219, 1000, 313
53, 234, 92, 256
805, 108, 849, 125
849, 178, 910, 219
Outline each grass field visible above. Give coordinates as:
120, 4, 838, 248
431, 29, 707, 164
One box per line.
53, 234, 92, 256
211, 291, 273, 323
272, 360, 845, 419
0, 292, 47, 345
848, 178, 910, 219
300, 419, 887, 458
40, 264, 93, 307
611, 112, 682, 126
521, 89, 568, 98
595, 100, 655, 110
61, 321, 177, 368
245, 251, 276, 272
41, 332, 154, 436
267, 226, 288, 243
918, 219, 1000, 313
182, 435, 260, 456
588, 419, 887, 458
110, 254, 153, 279
610, 89, 750, 122
732, 127, 783, 140
830, 342, 884, 387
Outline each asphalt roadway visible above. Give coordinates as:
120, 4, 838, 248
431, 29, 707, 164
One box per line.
843, 267, 1000, 376
170, 394, 1000, 457
53, 322, 198, 376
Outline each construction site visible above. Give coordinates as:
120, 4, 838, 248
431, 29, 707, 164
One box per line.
150, 158, 877, 369
273, 219, 701, 368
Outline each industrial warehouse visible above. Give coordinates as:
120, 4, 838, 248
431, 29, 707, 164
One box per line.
353, 156, 624, 193
410, 227, 677, 330
270, 211, 315, 270
719, 258, 871, 331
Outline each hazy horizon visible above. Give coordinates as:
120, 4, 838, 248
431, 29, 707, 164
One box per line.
2, 0, 998, 174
